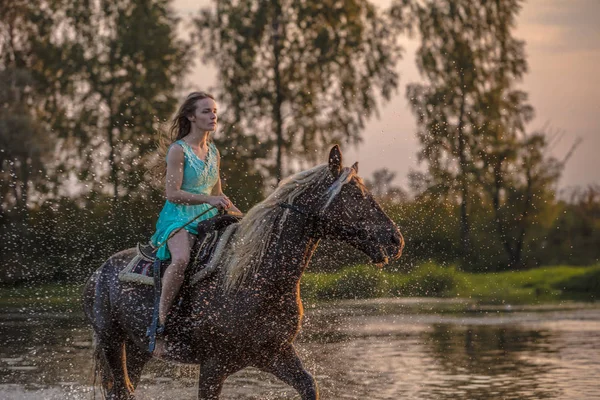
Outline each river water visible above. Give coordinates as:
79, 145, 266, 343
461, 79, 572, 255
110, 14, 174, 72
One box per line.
1, 298, 599, 399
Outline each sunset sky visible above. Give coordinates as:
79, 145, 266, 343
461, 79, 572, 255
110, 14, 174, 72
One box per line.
174, 0, 600, 191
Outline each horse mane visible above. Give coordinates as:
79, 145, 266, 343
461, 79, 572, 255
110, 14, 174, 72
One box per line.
209, 164, 363, 292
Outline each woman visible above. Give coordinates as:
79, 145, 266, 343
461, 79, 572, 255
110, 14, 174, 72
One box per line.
150, 91, 240, 354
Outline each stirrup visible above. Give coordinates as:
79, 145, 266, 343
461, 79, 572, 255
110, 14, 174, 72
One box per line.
147, 323, 166, 354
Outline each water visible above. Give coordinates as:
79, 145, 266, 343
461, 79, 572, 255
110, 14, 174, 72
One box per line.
1, 298, 599, 399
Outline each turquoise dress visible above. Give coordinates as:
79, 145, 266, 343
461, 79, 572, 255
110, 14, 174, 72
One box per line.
150, 140, 219, 260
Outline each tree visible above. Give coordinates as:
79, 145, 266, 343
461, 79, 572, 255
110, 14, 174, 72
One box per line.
365, 168, 407, 204
539, 184, 600, 266
0, 1, 66, 279
0, 0, 190, 282
484, 132, 565, 268
401, 0, 531, 261
401, 0, 575, 269
402, 0, 494, 259
471, 1, 568, 268
63, 0, 188, 204
195, 0, 403, 182
0, 0, 68, 215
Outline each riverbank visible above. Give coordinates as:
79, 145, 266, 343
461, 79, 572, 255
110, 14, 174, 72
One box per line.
301, 264, 600, 304
0, 264, 598, 309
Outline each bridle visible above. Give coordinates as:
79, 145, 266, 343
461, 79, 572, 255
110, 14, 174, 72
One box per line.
278, 201, 373, 242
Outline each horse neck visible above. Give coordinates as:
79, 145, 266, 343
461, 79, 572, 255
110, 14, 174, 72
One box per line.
253, 211, 320, 294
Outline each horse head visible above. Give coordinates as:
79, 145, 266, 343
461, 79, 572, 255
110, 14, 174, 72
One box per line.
297, 145, 404, 266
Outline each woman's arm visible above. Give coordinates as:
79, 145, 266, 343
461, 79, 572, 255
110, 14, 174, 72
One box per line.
212, 148, 242, 213
165, 144, 229, 208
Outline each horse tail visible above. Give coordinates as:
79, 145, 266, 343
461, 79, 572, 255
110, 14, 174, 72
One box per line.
83, 262, 115, 399
91, 332, 109, 399
84, 253, 140, 398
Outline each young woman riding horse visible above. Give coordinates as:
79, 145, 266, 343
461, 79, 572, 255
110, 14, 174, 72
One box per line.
150, 91, 240, 355
83, 145, 404, 400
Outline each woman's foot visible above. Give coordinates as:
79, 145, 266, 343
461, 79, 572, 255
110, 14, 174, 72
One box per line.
153, 337, 167, 358
151, 323, 167, 358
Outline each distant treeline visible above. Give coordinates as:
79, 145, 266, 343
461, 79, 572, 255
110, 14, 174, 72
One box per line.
1, 0, 597, 283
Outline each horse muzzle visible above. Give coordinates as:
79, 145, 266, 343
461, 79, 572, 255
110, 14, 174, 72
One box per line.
368, 228, 404, 266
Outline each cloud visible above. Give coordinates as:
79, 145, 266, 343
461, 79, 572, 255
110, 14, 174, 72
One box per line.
519, 0, 600, 52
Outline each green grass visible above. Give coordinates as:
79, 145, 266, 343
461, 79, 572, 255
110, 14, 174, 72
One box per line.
302, 264, 600, 304
459, 265, 599, 304
0, 265, 598, 310
301, 263, 465, 301
0, 282, 84, 312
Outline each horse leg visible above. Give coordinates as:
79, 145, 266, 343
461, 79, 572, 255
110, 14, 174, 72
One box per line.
197, 358, 240, 400
259, 344, 319, 400
97, 334, 136, 400
124, 338, 151, 390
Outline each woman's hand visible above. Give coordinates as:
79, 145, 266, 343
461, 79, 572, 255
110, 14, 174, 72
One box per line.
208, 195, 232, 210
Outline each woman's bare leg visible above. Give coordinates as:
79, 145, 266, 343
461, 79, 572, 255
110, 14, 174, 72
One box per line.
159, 229, 194, 325
154, 229, 194, 356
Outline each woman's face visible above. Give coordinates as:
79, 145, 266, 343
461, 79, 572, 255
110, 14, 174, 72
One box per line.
190, 97, 218, 132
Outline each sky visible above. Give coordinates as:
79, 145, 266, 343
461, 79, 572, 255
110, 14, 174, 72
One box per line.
173, 0, 600, 191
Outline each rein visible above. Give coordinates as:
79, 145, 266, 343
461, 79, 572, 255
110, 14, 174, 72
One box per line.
154, 205, 218, 251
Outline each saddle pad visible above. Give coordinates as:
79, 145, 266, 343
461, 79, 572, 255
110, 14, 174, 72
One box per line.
118, 255, 164, 285
118, 229, 225, 286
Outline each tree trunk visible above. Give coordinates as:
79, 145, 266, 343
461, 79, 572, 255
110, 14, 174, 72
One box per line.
491, 158, 516, 269
107, 112, 119, 203
456, 88, 471, 259
512, 169, 534, 268
20, 156, 30, 224
271, 0, 284, 182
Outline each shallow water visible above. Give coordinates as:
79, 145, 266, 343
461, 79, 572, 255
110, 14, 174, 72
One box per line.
1, 298, 599, 399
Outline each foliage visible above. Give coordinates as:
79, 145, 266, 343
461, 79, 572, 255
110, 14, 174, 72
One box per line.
0, 192, 162, 284
384, 194, 461, 268
63, 0, 188, 200
0, 0, 597, 285
2, 264, 598, 306
397, 263, 463, 297
398, 0, 566, 269
554, 267, 600, 299
0, 0, 189, 282
195, 0, 404, 182
331, 265, 388, 299
534, 185, 600, 266
0, 1, 72, 272
364, 168, 407, 204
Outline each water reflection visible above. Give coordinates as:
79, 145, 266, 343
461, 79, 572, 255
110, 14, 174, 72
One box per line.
1, 301, 599, 399
422, 325, 560, 399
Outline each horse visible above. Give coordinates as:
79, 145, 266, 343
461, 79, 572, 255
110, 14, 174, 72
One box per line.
82, 145, 404, 399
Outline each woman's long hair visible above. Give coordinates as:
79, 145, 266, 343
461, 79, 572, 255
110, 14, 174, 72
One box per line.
147, 91, 215, 185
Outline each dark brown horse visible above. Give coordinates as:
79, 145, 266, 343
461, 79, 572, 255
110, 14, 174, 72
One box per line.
82, 145, 404, 399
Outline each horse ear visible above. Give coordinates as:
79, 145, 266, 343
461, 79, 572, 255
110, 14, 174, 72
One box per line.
328, 145, 343, 177
351, 161, 359, 174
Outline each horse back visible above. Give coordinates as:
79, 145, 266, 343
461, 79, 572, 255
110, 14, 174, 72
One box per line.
82, 249, 153, 340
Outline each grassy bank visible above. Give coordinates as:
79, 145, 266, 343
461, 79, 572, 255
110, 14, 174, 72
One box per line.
301, 264, 600, 304
0, 264, 598, 310
0, 283, 83, 313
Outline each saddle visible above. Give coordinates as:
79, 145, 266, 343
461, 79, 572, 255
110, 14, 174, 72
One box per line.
118, 212, 242, 285
122, 210, 243, 354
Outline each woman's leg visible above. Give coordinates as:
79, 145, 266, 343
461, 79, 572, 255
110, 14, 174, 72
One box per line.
158, 229, 194, 327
